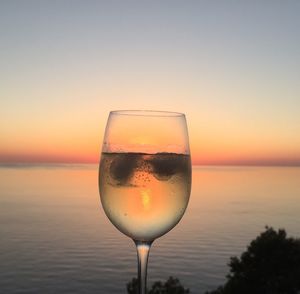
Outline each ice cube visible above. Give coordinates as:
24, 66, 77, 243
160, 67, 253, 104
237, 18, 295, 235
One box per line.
148, 154, 187, 181
109, 153, 139, 185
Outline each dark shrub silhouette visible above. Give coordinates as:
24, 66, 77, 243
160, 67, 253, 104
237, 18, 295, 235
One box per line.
127, 276, 189, 294
127, 277, 139, 294
206, 227, 300, 294
127, 227, 300, 293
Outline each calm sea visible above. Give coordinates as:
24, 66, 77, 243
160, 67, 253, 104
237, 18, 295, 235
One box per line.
1, 165, 300, 293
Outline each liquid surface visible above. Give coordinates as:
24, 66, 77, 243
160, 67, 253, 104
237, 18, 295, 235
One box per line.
99, 152, 191, 241
1, 165, 300, 293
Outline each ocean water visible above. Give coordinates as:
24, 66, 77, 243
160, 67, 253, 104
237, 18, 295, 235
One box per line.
0, 165, 300, 293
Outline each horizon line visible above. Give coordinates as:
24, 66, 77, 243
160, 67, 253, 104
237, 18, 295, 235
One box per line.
1, 161, 300, 168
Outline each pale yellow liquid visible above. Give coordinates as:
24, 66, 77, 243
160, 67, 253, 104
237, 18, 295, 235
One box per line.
99, 152, 191, 241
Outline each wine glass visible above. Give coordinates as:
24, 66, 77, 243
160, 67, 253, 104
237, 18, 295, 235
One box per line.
99, 110, 191, 294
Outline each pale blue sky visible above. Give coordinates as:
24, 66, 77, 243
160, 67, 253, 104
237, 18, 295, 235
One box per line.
1, 1, 300, 163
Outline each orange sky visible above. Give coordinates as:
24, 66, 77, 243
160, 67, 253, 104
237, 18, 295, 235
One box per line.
1, 109, 299, 165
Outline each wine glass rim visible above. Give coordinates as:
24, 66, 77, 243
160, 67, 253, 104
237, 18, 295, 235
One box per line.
110, 110, 185, 117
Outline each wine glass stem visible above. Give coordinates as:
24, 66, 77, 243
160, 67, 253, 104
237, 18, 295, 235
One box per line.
135, 241, 152, 294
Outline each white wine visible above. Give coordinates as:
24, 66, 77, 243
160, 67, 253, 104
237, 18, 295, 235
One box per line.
99, 152, 191, 241
99, 111, 191, 294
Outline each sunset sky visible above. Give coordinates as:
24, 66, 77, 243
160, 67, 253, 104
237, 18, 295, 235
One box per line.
1, 1, 300, 165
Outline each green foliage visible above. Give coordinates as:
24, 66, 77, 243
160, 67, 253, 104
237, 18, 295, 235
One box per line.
127, 276, 189, 294
206, 227, 300, 294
